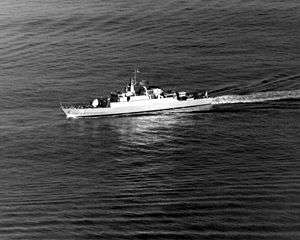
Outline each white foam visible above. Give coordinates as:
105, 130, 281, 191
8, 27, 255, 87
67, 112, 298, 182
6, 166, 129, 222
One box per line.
211, 90, 300, 105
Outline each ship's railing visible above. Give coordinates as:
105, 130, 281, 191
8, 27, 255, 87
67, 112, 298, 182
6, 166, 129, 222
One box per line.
162, 89, 209, 100
61, 98, 111, 109
61, 103, 93, 109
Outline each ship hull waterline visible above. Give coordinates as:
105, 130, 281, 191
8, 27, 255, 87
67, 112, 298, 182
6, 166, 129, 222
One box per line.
61, 98, 213, 119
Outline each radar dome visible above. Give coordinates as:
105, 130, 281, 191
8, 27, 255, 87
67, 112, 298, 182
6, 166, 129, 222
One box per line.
92, 98, 99, 108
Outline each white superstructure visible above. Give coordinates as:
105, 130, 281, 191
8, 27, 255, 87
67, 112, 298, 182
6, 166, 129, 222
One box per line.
61, 69, 212, 118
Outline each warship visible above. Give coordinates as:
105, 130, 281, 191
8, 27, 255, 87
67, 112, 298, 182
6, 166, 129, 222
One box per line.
61, 69, 212, 118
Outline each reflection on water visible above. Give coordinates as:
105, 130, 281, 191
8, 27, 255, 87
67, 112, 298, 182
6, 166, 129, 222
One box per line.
64, 110, 216, 151
116, 113, 180, 145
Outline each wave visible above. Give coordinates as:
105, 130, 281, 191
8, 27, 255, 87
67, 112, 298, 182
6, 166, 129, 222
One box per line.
210, 73, 300, 96
211, 90, 300, 105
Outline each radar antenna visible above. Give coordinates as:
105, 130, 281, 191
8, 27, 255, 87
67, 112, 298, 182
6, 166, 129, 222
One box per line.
133, 67, 140, 85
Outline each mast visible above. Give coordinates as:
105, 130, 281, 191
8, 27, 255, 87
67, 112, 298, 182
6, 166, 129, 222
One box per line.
134, 67, 139, 85
129, 67, 140, 94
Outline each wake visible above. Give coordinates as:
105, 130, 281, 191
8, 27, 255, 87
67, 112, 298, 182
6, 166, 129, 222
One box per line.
211, 90, 300, 105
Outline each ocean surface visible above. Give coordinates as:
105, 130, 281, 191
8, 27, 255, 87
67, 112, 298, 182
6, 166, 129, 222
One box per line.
0, 0, 299, 239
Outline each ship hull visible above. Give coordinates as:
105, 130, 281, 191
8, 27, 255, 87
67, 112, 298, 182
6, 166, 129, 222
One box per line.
61, 98, 213, 118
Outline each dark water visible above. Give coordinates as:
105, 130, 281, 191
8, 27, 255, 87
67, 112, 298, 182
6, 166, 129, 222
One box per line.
0, 0, 299, 239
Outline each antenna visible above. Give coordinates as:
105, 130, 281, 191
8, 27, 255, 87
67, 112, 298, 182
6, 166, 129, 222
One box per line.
133, 66, 140, 84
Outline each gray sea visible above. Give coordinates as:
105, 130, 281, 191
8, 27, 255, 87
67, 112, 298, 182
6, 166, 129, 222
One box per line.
0, 0, 299, 239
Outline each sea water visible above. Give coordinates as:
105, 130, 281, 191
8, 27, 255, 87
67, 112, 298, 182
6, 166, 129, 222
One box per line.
0, 0, 299, 239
